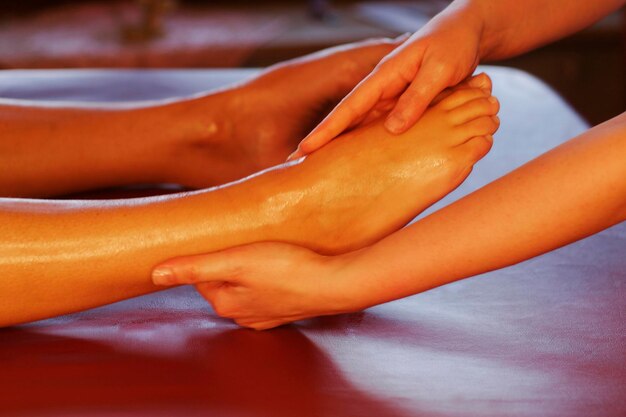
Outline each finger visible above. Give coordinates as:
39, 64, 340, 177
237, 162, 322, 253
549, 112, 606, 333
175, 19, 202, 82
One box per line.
152, 249, 247, 286
289, 61, 413, 160
338, 106, 373, 133
384, 64, 454, 134
353, 98, 397, 127
429, 87, 454, 107
287, 78, 385, 160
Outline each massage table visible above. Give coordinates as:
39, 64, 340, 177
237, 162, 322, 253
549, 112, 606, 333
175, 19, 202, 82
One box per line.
0, 67, 624, 417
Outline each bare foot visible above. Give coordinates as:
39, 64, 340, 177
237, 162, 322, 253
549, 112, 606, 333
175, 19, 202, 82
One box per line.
278, 81, 500, 254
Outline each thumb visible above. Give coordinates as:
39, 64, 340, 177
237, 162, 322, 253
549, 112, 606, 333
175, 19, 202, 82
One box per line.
152, 249, 248, 286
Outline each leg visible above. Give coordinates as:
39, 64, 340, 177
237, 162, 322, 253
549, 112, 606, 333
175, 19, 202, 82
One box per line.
0, 84, 498, 326
0, 38, 400, 197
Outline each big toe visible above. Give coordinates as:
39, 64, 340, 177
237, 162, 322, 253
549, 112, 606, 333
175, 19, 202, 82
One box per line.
451, 73, 492, 93
466, 73, 492, 92
456, 134, 494, 166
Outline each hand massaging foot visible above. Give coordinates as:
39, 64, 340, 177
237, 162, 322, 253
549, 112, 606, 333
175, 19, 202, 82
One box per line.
0, 77, 498, 325
278, 79, 500, 253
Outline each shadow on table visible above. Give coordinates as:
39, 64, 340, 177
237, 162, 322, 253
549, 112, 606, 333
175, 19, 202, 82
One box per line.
0, 324, 418, 417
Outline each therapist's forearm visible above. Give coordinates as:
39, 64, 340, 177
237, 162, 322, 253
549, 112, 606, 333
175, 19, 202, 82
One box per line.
347, 113, 626, 308
451, 0, 626, 61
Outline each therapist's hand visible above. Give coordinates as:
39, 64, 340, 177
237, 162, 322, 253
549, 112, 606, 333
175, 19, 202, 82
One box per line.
288, 6, 486, 160
151, 243, 361, 330
240, 35, 410, 165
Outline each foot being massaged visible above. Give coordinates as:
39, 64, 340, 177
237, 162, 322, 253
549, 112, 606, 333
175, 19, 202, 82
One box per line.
1, 0, 625, 330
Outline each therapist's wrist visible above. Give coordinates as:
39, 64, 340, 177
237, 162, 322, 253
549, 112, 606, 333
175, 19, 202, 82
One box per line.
329, 243, 424, 313
321, 248, 386, 313
440, 0, 490, 60
457, 0, 512, 61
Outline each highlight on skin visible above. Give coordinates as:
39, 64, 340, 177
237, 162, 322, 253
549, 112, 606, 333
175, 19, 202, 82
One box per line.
0, 80, 499, 327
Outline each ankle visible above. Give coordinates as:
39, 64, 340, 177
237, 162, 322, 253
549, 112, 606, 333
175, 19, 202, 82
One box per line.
150, 89, 257, 187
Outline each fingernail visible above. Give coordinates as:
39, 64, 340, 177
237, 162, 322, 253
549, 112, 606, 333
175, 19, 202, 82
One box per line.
385, 114, 405, 133
152, 267, 174, 285
286, 150, 300, 161
488, 96, 497, 104
492, 115, 500, 124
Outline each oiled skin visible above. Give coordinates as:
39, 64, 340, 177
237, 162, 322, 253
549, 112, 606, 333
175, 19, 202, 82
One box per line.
0, 38, 403, 198
0, 86, 498, 326
148, 0, 626, 331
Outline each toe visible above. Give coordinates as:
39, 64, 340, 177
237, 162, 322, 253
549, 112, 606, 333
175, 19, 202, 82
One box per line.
467, 73, 492, 92
431, 74, 493, 107
458, 135, 494, 163
448, 96, 500, 125
453, 73, 492, 93
437, 87, 491, 111
455, 115, 500, 143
